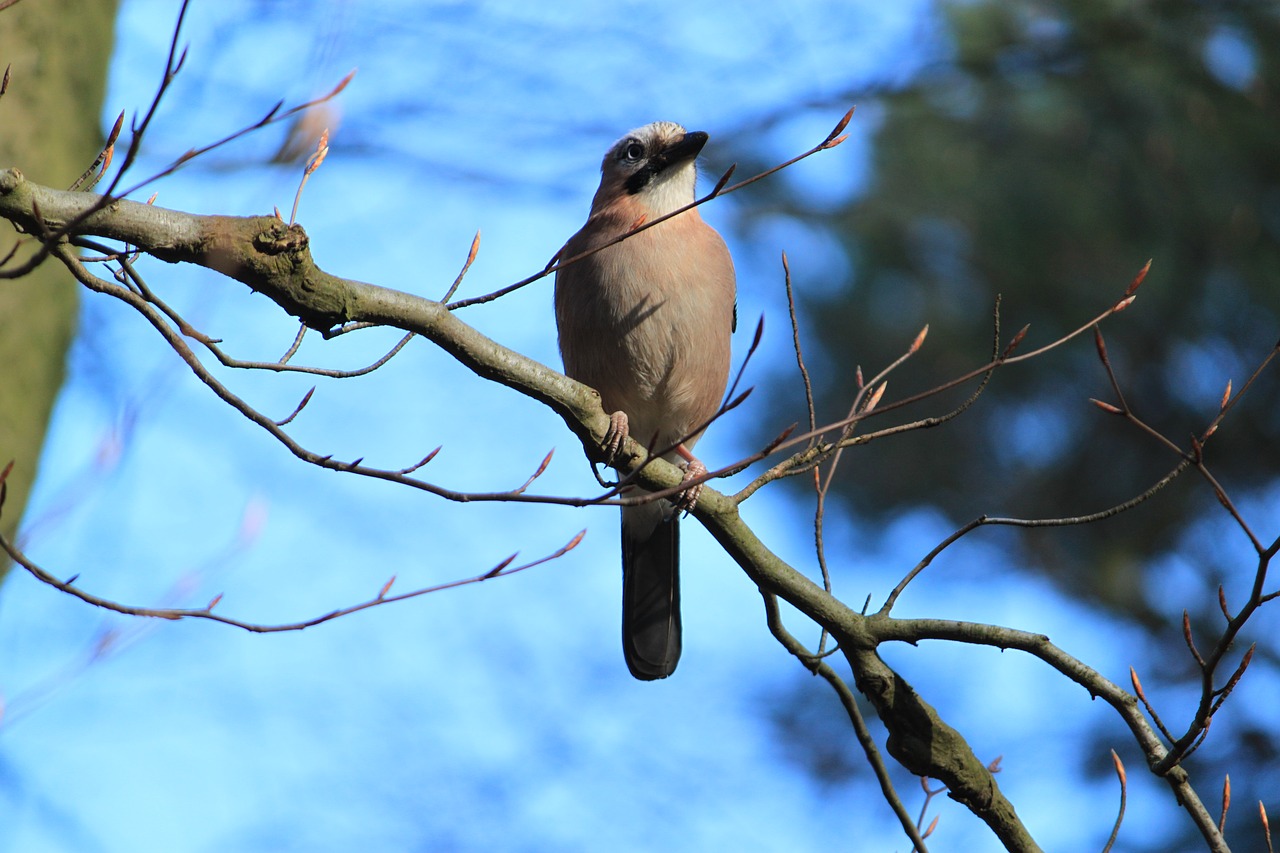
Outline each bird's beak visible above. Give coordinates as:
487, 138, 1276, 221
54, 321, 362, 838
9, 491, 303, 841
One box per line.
654, 131, 708, 172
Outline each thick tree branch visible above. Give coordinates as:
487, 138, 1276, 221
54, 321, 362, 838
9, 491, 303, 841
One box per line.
873, 616, 1225, 850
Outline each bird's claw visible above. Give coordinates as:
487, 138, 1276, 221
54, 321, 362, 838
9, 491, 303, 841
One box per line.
673, 460, 707, 515
602, 410, 630, 466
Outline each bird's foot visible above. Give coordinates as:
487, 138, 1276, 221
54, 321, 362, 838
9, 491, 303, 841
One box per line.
602, 410, 630, 466
673, 459, 707, 515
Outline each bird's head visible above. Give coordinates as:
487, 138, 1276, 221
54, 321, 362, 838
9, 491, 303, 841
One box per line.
592, 121, 708, 217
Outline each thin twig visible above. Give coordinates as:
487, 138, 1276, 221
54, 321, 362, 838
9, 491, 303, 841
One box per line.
440, 230, 481, 303
289, 128, 330, 225
75, 238, 418, 380
879, 459, 1191, 613
0, 0, 355, 282
782, 252, 817, 442
735, 296, 1005, 502
761, 591, 929, 853
1101, 750, 1127, 853
44, 245, 604, 508
0, 524, 584, 633
279, 323, 307, 364
1130, 667, 1175, 743
446, 108, 855, 310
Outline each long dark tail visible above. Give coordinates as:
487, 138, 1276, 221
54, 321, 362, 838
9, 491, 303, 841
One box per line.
621, 503, 681, 680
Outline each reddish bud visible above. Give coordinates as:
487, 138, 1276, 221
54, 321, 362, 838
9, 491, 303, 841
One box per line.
910, 324, 929, 354
825, 106, 855, 143
1130, 667, 1146, 701
1002, 324, 1030, 358
864, 382, 886, 413
528, 450, 553, 479
304, 128, 330, 176
710, 164, 736, 196
328, 69, 357, 98
107, 111, 125, 146
485, 554, 518, 578
1183, 609, 1205, 665
1126, 259, 1152, 296
1110, 749, 1127, 785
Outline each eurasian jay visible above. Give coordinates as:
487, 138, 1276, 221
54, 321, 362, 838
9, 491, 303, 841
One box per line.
555, 121, 736, 680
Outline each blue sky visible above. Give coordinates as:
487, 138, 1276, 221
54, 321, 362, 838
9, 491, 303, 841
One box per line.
0, 1, 1249, 851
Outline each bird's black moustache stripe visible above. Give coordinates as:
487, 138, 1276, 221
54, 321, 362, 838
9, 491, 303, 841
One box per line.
624, 164, 657, 195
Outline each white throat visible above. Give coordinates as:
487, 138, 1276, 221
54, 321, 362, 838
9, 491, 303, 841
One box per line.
638, 160, 697, 216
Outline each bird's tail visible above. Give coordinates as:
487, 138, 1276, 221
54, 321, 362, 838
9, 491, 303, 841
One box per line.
621, 502, 681, 680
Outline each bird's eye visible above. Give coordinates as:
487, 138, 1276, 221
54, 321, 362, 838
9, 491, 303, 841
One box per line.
623, 142, 645, 161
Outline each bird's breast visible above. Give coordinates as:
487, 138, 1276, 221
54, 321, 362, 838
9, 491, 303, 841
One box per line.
555, 218, 735, 448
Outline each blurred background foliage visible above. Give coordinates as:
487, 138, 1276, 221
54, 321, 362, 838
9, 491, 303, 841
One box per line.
742, 0, 1279, 610
739, 1, 1280, 845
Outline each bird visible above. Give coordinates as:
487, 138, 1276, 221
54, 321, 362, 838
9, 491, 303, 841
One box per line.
554, 121, 737, 680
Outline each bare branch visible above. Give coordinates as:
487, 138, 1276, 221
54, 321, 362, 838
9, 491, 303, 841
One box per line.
445, 108, 856, 310
279, 323, 308, 364
1130, 667, 1174, 743
440, 229, 482, 303
781, 252, 817, 442
274, 387, 316, 426
289, 127, 330, 225
0, 519, 584, 633
761, 591, 929, 853
878, 461, 1189, 613
1101, 750, 1127, 853
873, 615, 1228, 850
